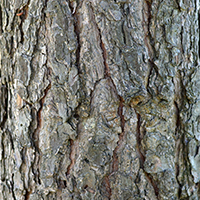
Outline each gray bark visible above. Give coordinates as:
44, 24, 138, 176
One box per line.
0, 0, 199, 199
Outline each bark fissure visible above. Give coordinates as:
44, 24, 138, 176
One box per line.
30, 1, 52, 184
101, 176, 112, 199
0, 83, 8, 129
32, 80, 51, 185
24, 190, 32, 200
112, 97, 125, 172
135, 111, 160, 199
11, 173, 17, 200
1, 131, 5, 181
16, 0, 30, 44
180, 26, 184, 56
175, 0, 181, 11
16, 0, 30, 21
18, 18, 24, 44
62, 1, 83, 179
198, 9, 200, 59
174, 100, 183, 198
142, 0, 155, 61
69, 1, 81, 74
173, 69, 191, 198
142, 0, 163, 95
84, 185, 95, 194
66, 139, 75, 176
26, 0, 48, 85
89, 4, 129, 197
100, 38, 110, 78
146, 62, 153, 95
90, 3, 110, 78
8, 129, 14, 150
0, 5, 3, 34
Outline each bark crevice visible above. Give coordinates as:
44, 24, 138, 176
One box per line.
198, 9, 200, 59
16, 0, 30, 44
135, 111, 160, 199
66, 139, 75, 176
11, 173, 17, 200
32, 80, 51, 185
112, 97, 125, 172
0, 82, 8, 129
90, 2, 110, 78
69, 1, 82, 74
0, 5, 2, 34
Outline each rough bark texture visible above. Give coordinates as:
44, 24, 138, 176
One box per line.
0, 0, 200, 199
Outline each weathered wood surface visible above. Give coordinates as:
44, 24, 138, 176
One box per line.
0, 0, 200, 199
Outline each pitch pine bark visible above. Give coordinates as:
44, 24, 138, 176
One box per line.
0, 0, 199, 199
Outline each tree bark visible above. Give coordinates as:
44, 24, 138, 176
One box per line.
0, 0, 199, 199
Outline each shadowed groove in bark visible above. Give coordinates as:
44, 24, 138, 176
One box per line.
24, 189, 32, 200
66, 139, 75, 175
135, 111, 160, 199
0, 5, 2, 34
28, 0, 49, 88
173, 68, 192, 198
0, 82, 8, 129
26, 0, 51, 190
90, 2, 110, 78
174, 100, 183, 198
0, 82, 10, 195
112, 97, 125, 172
100, 176, 112, 199
69, 1, 82, 74
62, 1, 83, 179
18, 17, 24, 44
141, 2, 161, 197
31, 78, 51, 185
142, 0, 155, 61
89, 3, 129, 197
198, 9, 200, 59
99, 35, 110, 77
173, 105, 193, 199
11, 173, 17, 200
16, 0, 30, 44
16, 0, 30, 21
1, 131, 5, 182
84, 185, 95, 194
142, 0, 164, 96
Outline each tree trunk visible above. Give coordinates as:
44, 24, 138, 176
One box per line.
0, 0, 199, 199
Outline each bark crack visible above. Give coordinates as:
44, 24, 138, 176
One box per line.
24, 189, 32, 200
32, 78, 51, 185
16, 0, 30, 44
62, 1, 84, 180
101, 176, 112, 199
30, 0, 52, 183
142, 0, 155, 61
0, 82, 8, 129
66, 139, 75, 176
89, 3, 128, 197
93, 18, 126, 175
69, 1, 82, 74
174, 100, 183, 198
0, 5, 3, 34
198, 9, 200, 59
11, 173, 17, 200
112, 97, 125, 172
135, 111, 160, 199
90, 2, 110, 78
142, 0, 164, 94
0, 82, 10, 191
